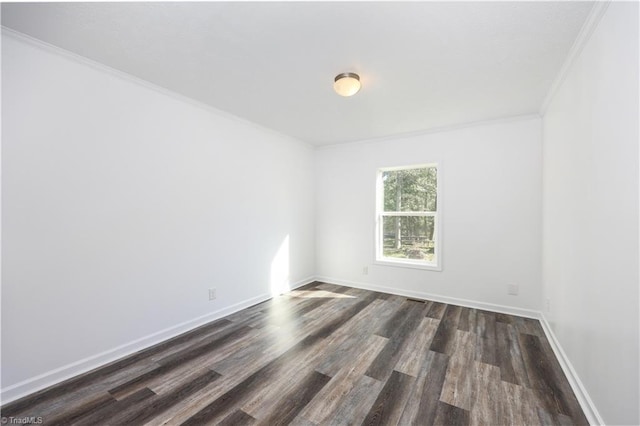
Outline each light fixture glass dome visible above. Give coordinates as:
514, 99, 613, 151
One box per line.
333, 72, 361, 97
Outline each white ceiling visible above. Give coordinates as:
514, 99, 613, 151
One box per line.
2, 2, 594, 145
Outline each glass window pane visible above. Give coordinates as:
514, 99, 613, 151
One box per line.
382, 167, 437, 212
382, 216, 436, 261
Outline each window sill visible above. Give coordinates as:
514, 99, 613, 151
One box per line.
374, 259, 442, 271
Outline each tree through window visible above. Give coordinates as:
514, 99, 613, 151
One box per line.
376, 164, 440, 269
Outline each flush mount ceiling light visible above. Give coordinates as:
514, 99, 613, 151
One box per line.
333, 72, 361, 97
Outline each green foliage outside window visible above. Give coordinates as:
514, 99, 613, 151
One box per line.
381, 167, 437, 262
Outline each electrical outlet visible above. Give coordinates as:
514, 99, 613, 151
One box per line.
208, 288, 216, 301
363, 266, 368, 275
507, 284, 519, 295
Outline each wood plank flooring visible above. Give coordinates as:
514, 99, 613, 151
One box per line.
1, 282, 589, 425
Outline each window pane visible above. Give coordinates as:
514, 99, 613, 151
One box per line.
382, 167, 437, 212
382, 216, 435, 261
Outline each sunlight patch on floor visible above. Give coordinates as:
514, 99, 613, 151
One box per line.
291, 289, 355, 299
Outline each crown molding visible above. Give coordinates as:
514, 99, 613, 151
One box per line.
539, 1, 611, 115
316, 113, 541, 151
1, 26, 312, 150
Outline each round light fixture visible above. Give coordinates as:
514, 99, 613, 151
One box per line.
333, 72, 361, 97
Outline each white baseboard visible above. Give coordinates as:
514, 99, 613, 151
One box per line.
289, 276, 317, 291
315, 275, 540, 319
3, 275, 602, 426
1, 276, 316, 405
538, 314, 605, 426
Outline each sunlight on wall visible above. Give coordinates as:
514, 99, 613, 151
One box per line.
270, 235, 290, 296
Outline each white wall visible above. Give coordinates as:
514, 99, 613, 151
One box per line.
541, 2, 639, 425
4, 5, 638, 423
315, 117, 542, 312
1, 32, 315, 396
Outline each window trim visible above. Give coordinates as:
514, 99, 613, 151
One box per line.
374, 163, 442, 271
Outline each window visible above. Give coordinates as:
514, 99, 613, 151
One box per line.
375, 164, 440, 270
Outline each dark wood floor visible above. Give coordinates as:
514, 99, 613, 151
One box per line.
2, 282, 588, 425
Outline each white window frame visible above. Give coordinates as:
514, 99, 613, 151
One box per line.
374, 163, 442, 271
